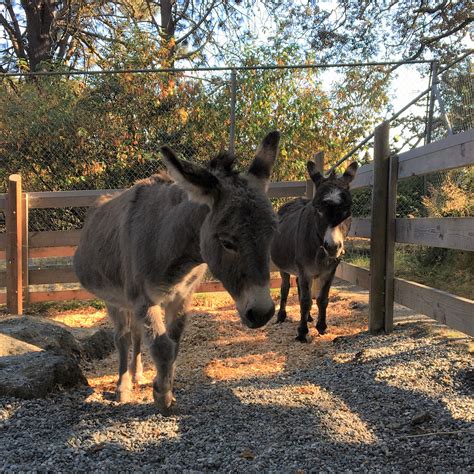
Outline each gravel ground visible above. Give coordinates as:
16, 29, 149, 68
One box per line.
1, 282, 473, 472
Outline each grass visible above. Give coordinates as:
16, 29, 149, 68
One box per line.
344, 241, 474, 300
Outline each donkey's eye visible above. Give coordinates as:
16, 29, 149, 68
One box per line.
219, 237, 238, 253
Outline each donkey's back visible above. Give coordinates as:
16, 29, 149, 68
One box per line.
74, 173, 191, 308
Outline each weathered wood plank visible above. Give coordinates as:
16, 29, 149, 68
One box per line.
394, 278, 474, 336
398, 129, 474, 178
29, 266, 78, 285
268, 182, 307, 198
396, 218, 474, 251
29, 289, 95, 303
26, 276, 297, 303
25, 182, 311, 209
1, 230, 81, 249
29, 246, 77, 258
348, 218, 371, 238
0, 271, 5, 287
29, 230, 81, 248
28, 189, 121, 209
0, 292, 5, 304
398, 128, 473, 162
335, 261, 370, 290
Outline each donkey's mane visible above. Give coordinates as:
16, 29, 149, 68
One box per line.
208, 151, 238, 177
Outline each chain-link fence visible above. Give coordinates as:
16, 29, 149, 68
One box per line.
1, 57, 472, 295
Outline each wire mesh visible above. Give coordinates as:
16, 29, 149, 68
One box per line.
1, 58, 471, 242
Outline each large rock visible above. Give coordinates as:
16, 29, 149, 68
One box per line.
75, 327, 115, 360
0, 315, 115, 361
0, 333, 88, 399
0, 316, 82, 358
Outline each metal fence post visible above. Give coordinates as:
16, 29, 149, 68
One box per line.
6, 174, 24, 315
369, 122, 390, 333
426, 60, 437, 144
229, 69, 237, 154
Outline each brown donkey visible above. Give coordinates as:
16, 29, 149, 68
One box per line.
271, 160, 358, 342
74, 132, 280, 411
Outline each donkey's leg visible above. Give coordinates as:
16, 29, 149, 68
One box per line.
296, 277, 313, 322
107, 305, 132, 402
316, 269, 337, 335
296, 274, 312, 343
276, 271, 291, 323
164, 298, 189, 399
140, 304, 177, 411
130, 318, 144, 385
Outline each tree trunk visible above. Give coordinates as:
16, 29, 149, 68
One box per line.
21, 0, 56, 71
160, 0, 176, 67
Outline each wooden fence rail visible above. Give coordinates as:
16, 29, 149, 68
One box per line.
1, 127, 473, 335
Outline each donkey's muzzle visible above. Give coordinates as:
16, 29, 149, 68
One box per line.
244, 304, 275, 329
322, 241, 343, 259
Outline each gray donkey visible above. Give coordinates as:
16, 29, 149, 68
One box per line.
74, 132, 280, 411
271, 160, 358, 342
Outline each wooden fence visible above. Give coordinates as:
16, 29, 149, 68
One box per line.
1, 126, 473, 335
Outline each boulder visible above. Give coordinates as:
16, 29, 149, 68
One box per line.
74, 327, 115, 360
0, 315, 115, 361
0, 333, 88, 399
0, 316, 82, 358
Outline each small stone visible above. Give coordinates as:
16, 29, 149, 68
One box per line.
240, 448, 255, 460
412, 412, 432, 425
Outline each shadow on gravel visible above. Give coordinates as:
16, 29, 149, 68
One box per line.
1, 307, 472, 471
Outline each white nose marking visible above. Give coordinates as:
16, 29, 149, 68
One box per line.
324, 225, 343, 249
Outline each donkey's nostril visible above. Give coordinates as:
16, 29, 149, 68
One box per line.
244, 304, 275, 329
246, 308, 256, 324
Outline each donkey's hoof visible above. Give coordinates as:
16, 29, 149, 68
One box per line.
116, 389, 133, 403
295, 334, 308, 343
276, 311, 287, 323
307, 314, 314, 322
316, 324, 327, 335
153, 389, 176, 413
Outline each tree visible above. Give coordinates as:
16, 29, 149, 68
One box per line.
0, 0, 257, 72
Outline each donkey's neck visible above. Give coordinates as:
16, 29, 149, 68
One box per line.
172, 199, 210, 264
308, 200, 329, 244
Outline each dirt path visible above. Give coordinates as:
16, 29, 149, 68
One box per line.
1, 281, 472, 471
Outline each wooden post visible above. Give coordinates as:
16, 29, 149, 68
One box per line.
384, 155, 398, 333
369, 122, 390, 333
6, 174, 23, 315
22, 194, 29, 306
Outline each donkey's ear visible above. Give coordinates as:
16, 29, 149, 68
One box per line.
341, 162, 358, 185
247, 131, 280, 192
307, 161, 324, 187
161, 146, 220, 208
